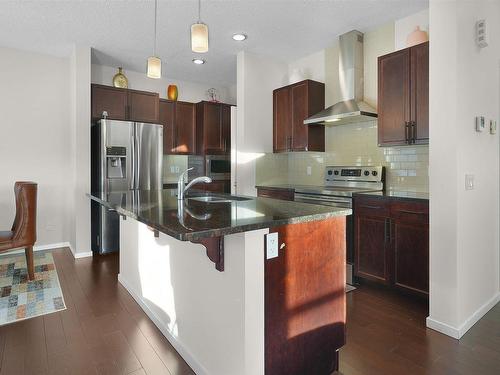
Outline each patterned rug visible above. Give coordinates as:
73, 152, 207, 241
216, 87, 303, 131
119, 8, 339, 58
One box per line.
0, 251, 66, 326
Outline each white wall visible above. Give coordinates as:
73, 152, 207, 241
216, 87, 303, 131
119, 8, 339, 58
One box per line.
70, 46, 92, 257
92, 64, 235, 104
288, 50, 325, 84
394, 8, 429, 51
119, 218, 266, 375
427, 0, 500, 338
235, 51, 288, 195
0, 47, 72, 248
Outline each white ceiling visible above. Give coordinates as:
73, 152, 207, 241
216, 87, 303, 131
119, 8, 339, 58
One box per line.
0, 0, 428, 86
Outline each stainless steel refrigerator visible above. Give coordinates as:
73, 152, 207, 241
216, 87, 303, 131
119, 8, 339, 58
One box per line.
91, 119, 163, 254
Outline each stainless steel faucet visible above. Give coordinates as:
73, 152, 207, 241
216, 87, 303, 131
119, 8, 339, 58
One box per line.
177, 167, 212, 200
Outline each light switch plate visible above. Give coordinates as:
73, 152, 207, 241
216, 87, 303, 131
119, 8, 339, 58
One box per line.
465, 174, 474, 190
490, 120, 497, 134
476, 116, 486, 132
306, 166, 312, 176
266, 232, 279, 259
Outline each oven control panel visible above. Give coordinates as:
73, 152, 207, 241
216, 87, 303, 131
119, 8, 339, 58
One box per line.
325, 166, 384, 183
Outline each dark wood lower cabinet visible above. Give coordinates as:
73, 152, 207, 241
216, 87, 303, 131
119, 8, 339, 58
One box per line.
194, 180, 229, 193
256, 187, 294, 201
354, 195, 429, 297
355, 215, 390, 284
266, 218, 345, 374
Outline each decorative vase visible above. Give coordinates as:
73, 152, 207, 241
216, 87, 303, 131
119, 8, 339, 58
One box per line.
167, 85, 178, 101
206, 88, 219, 102
406, 26, 428, 47
112, 67, 128, 88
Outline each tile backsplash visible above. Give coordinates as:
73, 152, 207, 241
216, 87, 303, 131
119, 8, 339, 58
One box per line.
256, 121, 429, 192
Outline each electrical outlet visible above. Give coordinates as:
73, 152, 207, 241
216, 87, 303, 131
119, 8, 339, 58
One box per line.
175, 166, 180, 173
465, 174, 474, 190
306, 166, 312, 176
266, 232, 279, 259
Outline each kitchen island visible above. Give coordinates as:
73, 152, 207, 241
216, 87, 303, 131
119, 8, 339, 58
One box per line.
89, 189, 351, 375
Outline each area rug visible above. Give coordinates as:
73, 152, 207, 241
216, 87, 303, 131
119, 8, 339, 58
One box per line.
0, 251, 66, 326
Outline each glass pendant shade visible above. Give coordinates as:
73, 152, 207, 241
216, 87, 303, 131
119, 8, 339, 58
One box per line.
191, 22, 209, 53
147, 56, 162, 79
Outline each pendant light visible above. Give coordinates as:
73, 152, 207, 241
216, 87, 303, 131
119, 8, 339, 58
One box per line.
191, 0, 209, 53
147, 0, 161, 79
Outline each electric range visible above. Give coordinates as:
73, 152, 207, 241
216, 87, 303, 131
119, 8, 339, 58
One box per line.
293, 166, 385, 284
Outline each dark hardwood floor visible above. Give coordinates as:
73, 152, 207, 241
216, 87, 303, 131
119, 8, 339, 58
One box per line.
338, 282, 500, 375
1, 247, 499, 375
0, 247, 194, 375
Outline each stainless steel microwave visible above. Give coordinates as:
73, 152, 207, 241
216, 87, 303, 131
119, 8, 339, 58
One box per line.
206, 155, 230, 180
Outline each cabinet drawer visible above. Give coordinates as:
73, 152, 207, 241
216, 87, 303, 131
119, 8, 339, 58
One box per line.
391, 201, 429, 225
354, 197, 390, 217
257, 188, 294, 201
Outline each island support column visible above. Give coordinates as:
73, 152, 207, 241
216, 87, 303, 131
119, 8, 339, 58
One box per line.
118, 217, 266, 375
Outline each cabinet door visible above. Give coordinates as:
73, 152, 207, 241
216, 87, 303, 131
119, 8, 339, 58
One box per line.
291, 82, 308, 151
391, 201, 429, 295
159, 100, 175, 154
378, 49, 411, 146
91, 85, 127, 121
201, 103, 225, 154
194, 180, 229, 193
128, 90, 159, 123
354, 214, 390, 284
257, 188, 294, 201
221, 105, 231, 154
410, 42, 429, 144
273, 88, 291, 152
174, 102, 196, 154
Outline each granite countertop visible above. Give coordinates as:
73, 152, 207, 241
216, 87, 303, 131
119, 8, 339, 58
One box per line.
88, 189, 351, 242
353, 190, 429, 201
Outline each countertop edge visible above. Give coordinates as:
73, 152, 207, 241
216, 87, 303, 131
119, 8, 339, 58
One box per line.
88, 193, 351, 242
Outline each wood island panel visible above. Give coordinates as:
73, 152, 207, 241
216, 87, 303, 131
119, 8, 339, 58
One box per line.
265, 217, 346, 375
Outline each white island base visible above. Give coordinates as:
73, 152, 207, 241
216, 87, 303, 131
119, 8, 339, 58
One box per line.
118, 217, 268, 375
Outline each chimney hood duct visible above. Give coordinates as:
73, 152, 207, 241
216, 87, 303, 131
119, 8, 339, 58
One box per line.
304, 30, 377, 126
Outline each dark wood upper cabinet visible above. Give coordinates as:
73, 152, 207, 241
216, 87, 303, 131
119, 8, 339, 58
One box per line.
91, 85, 128, 121
273, 79, 325, 153
378, 42, 429, 146
410, 42, 429, 143
174, 101, 196, 155
273, 87, 291, 152
196, 101, 232, 155
91, 84, 159, 123
127, 89, 159, 123
354, 195, 429, 297
159, 99, 175, 154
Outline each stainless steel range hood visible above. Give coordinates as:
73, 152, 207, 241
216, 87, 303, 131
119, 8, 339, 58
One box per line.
304, 30, 377, 126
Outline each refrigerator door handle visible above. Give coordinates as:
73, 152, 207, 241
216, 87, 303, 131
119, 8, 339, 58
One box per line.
130, 126, 136, 190
135, 125, 141, 190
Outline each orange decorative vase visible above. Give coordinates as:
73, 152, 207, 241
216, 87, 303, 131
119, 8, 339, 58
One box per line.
167, 85, 178, 101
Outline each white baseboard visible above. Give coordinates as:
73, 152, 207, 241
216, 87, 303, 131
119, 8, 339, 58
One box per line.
118, 274, 208, 375
426, 317, 461, 339
4, 242, 93, 259
5, 242, 72, 255
427, 291, 500, 339
71, 250, 94, 259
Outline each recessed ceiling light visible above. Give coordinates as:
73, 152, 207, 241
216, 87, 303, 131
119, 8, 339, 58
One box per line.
192, 58, 205, 65
232, 33, 247, 41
